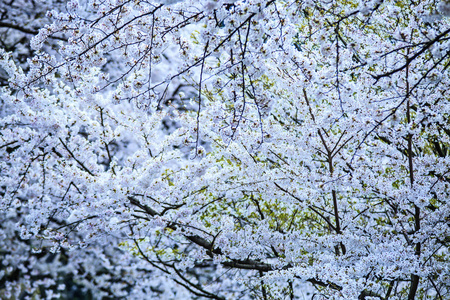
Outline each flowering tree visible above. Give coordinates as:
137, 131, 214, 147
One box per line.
1, 0, 450, 299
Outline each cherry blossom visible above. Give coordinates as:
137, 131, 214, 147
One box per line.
1, 0, 450, 299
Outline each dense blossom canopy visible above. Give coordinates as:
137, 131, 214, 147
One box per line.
1, 0, 450, 299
